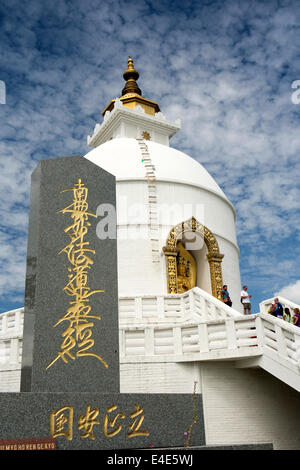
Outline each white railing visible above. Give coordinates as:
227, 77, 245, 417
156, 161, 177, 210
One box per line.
119, 287, 242, 325
1, 292, 300, 391
119, 315, 262, 362
0, 308, 24, 368
119, 309, 300, 391
259, 295, 300, 315
258, 313, 300, 374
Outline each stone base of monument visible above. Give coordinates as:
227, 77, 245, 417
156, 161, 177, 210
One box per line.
0, 393, 205, 450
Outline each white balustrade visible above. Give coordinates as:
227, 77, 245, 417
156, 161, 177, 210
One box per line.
0, 308, 24, 369
259, 295, 300, 315
1, 291, 300, 391
120, 315, 261, 363
119, 287, 242, 326
119, 307, 300, 391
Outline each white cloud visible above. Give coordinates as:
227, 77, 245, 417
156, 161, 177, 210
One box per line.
276, 280, 300, 305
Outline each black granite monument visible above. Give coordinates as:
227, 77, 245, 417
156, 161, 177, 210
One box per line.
21, 155, 119, 393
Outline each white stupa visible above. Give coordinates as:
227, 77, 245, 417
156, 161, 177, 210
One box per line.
1, 58, 300, 450
85, 57, 242, 309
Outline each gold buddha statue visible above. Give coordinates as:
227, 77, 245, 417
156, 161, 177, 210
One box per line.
176, 242, 196, 293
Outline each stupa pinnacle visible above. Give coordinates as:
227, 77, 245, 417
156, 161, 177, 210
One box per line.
122, 56, 142, 96
102, 57, 160, 116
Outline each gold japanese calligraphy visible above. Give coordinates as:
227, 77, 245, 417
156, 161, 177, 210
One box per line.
78, 405, 100, 440
50, 403, 150, 441
50, 406, 73, 441
128, 404, 150, 438
46, 178, 108, 370
103, 405, 125, 438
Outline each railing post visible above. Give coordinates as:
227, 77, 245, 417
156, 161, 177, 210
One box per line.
15, 310, 20, 334
9, 338, 19, 364
2, 313, 8, 335
275, 324, 288, 359
210, 302, 217, 320
255, 315, 265, 348
173, 326, 182, 356
294, 334, 300, 367
226, 319, 237, 350
157, 296, 164, 320
119, 329, 125, 359
144, 327, 155, 355
180, 296, 185, 319
199, 295, 208, 321
189, 290, 195, 317
198, 324, 209, 353
134, 297, 143, 321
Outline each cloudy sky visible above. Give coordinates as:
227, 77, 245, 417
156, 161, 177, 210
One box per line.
0, 0, 299, 314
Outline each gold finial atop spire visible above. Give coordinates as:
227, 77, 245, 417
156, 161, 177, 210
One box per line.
101, 57, 160, 116
122, 57, 142, 96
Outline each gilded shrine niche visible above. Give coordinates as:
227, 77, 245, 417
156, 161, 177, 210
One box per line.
176, 242, 197, 293
163, 217, 224, 299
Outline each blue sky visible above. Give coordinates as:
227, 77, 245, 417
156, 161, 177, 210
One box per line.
0, 0, 299, 314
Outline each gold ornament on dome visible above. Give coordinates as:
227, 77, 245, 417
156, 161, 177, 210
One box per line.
163, 217, 224, 300
142, 131, 151, 140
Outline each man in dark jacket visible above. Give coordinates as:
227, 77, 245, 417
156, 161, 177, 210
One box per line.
273, 298, 283, 318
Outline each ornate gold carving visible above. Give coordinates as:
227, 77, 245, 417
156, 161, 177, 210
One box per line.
206, 253, 224, 300
142, 131, 151, 140
163, 217, 224, 299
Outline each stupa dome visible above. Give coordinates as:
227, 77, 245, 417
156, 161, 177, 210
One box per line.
84, 137, 229, 203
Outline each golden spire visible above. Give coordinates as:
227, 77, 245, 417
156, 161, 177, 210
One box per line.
122, 57, 142, 96
101, 57, 160, 117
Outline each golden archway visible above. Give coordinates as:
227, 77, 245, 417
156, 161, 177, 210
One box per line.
163, 217, 224, 299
